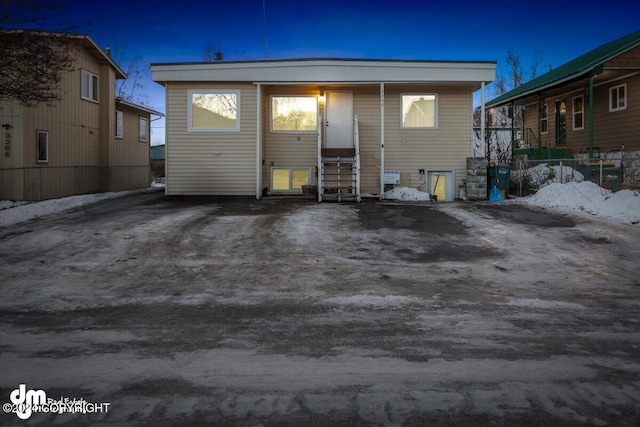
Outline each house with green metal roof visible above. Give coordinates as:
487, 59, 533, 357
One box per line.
487, 30, 640, 161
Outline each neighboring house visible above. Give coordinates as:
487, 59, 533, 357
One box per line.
0, 32, 163, 201
487, 30, 640, 161
151, 58, 496, 201
150, 144, 165, 178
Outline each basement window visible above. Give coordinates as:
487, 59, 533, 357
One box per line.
271, 167, 310, 192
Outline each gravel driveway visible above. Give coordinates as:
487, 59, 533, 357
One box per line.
1, 191, 639, 426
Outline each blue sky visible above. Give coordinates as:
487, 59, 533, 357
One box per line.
8, 0, 640, 145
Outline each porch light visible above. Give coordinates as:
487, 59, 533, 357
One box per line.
318, 95, 325, 104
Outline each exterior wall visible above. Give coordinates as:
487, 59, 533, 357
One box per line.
111, 103, 151, 191
0, 101, 25, 200
262, 85, 320, 192
165, 82, 257, 196
260, 84, 472, 196
381, 84, 473, 195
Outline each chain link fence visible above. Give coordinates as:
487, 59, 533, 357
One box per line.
0, 165, 150, 201
508, 156, 640, 197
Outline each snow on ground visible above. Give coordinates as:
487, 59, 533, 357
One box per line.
518, 181, 640, 224
1, 182, 639, 228
383, 187, 431, 201
0, 185, 163, 228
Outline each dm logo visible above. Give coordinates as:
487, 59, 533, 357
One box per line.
10, 384, 47, 420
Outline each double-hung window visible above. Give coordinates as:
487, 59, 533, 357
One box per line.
271, 96, 318, 132
188, 89, 240, 131
81, 69, 99, 102
610, 84, 626, 112
116, 110, 124, 139
572, 96, 584, 130
401, 94, 437, 128
36, 130, 49, 163
541, 104, 548, 134
139, 117, 149, 142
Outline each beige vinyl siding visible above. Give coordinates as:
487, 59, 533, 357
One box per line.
110, 103, 151, 191
166, 82, 257, 195
353, 86, 383, 195
263, 85, 320, 191
380, 85, 472, 194
18, 47, 104, 200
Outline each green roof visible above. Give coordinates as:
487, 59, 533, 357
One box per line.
487, 30, 640, 107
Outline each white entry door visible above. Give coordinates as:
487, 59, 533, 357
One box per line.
325, 91, 353, 149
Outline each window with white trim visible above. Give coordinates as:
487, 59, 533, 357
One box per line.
188, 89, 240, 131
37, 130, 49, 163
401, 94, 437, 128
81, 69, 99, 102
271, 167, 310, 192
116, 110, 124, 139
609, 84, 626, 111
572, 96, 584, 130
139, 117, 148, 142
271, 96, 317, 132
541, 104, 548, 134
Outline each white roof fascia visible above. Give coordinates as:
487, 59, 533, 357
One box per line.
151, 60, 496, 84
116, 98, 164, 117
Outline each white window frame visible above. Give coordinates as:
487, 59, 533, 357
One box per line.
541, 103, 548, 134
81, 69, 99, 102
572, 95, 584, 131
116, 110, 124, 139
609, 84, 627, 112
139, 117, 149, 142
270, 95, 318, 133
270, 167, 311, 193
36, 130, 49, 163
400, 93, 438, 129
187, 89, 241, 132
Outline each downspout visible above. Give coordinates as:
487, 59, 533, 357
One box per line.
380, 82, 385, 199
588, 65, 604, 160
256, 83, 262, 199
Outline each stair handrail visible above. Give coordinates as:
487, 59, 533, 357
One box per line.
317, 112, 323, 202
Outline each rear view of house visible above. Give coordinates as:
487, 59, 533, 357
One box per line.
0, 32, 163, 201
151, 58, 496, 201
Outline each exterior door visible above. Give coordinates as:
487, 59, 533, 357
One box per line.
325, 91, 353, 148
427, 170, 454, 201
555, 100, 567, 146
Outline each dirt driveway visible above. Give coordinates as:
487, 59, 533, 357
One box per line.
1, 191, 639, 426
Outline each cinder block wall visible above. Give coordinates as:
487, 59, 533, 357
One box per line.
466, 157, 488, 200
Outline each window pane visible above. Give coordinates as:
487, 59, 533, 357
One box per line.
272, 97, 317, 131
91, 75, 99, 101
272, 169, 290, 190
402, 95, 435, 128
618, 86, 625, 107
611, 89, 618, 109
37, 132, 48, 162
574, 97, 582, 112
291, 169, 309, 190
191, 93, 237, 128
139, 117, 148, 141
116, 110, 124, 138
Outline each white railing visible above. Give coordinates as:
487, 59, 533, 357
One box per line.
317, 112, 323, 202
354, 115, 361, 202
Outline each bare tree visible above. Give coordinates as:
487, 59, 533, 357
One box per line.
113, 51, 149, 106
1, 1, 82, 106
202, 44, 224, 61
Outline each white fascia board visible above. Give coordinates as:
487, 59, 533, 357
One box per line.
151, 60, 496, 84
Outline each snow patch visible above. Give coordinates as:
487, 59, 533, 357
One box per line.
523, 164, 584, 188
384, 187, 431, 201
521, 181, 640, 224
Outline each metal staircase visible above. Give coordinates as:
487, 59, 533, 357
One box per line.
318, 116, 361, 202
